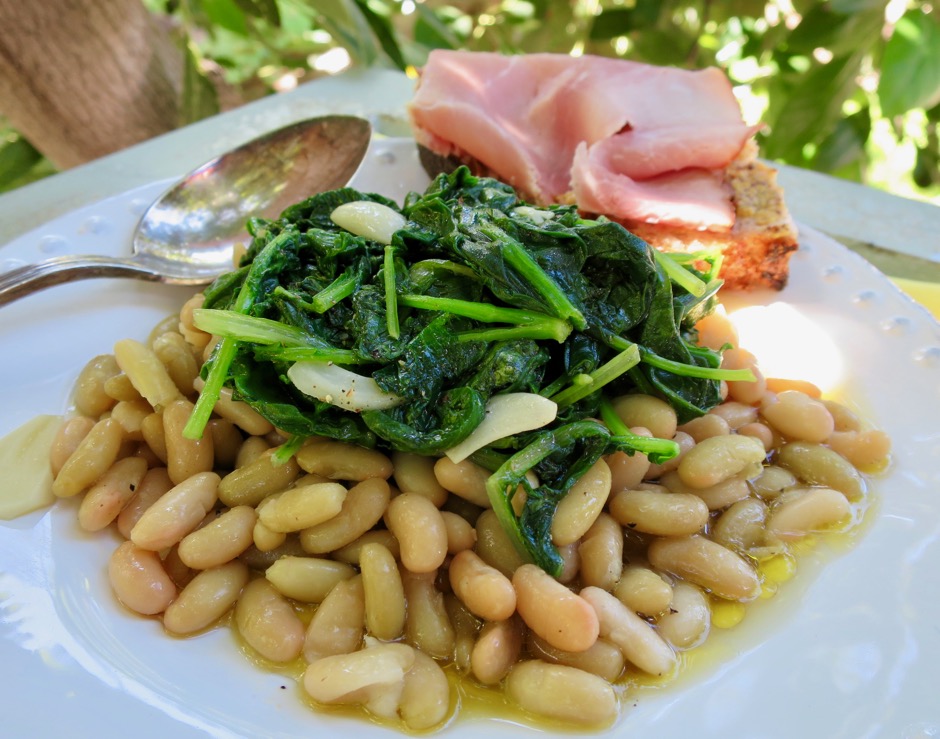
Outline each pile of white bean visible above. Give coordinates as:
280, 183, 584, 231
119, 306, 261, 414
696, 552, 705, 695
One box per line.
46, 298, 890, 732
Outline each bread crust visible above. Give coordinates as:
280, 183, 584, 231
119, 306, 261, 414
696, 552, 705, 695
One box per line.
416, 141, 799, 291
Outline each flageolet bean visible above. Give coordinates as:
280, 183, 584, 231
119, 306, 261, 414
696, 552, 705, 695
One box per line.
332, 529, 401, 565
300, 477, 390, 554
237, 537, 307, 571
766, 487, 852, 542
108, 541, 177, 615
710, 401, 759, 430
471, 616, 524, 685
258, 482, 347, 533
822, 399, 862, 432
152, 331, 200, 397
49, 416, 95, 477
677, 434, 766, 489
163, 560, 249, 635
449, 549, 517, 622
556, 541, 580, 585
360, 542, 406, 640
235, 578, 305, 663
78, 456, 149, 532
551, 457, 611, 546
776, 441, 865, 500
192, 378, 274, 436
644, 431, 695, 479
612, 565, 674, 618
721, 348, 766, 405
578, 513, 624, 590
474, 509, 526, 577
660, 469, 751, 510
303, 642, 415, 717
403, 569, 455, 660
385, 492, 448, 573
441, 510, 477, 554
53, 417, 124, 498
827, 429, 891, 471
206, 418, 243, 470
526, 632, 625, 683
252, 496, 286, 552
766, 377, 822, 399
163, 398, 214, 485
296, 437, 393, 481
608, 488, 709, 537
749, 464, 798, 500
737, 421, 775, 451
694, 308, 738, 351
444, 593, 481, 675
610, 394, 678, 440
392, 451, 449, 507
648, 535, 760, 601
761, 390, 834, 443
605, 431, 652, 491
234, 436, 270, 468
512, 564, 599, 653
110, 399, 153, 441
178, 293, 210, 350
264, 555, 356, 602
506, 660, 618, 727
304, 575, 365, 662
130, 471, 220, 551
103, 372, 142, 403
712, 498, 768, 552
140, 412, 168, 464
657, 582, 710, 649
399, 649, 451, 731
581, 586, 676, 676
218, 449, 300, 507
678, 413, 730, 442
433, 457, 492, 508
73, 354, 121, 418
117, 467, 174, 539
177, 505, 256, 569
163, 545, 195, 588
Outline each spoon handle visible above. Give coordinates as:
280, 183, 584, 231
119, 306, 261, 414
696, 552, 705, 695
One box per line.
0, 254, 165, 307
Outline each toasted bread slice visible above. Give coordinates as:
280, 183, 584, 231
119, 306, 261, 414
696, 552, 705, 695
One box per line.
417, 141, 799, 291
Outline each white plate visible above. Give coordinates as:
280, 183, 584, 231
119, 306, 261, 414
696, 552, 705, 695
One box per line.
1, 138, 939, 739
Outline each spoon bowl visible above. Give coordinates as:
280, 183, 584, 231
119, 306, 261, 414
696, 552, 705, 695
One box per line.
0, 115, 373, 305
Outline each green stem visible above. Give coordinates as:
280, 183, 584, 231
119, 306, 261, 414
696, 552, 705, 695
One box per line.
599, 398, 679, 463
400, 294, 572, 343
550, 344, 641, 408
251, 346, 368, 364
652, 249, 706, 297
193, 309, 315, 346
384, 245, 400, 339
639, 347, 756, 382
184, 231, 292, 440
497, 235, 587, 330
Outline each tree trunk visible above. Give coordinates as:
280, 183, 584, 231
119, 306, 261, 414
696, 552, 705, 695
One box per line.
0, 0, 183, 169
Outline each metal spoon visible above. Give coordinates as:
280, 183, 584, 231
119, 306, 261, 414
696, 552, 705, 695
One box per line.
0, 115, 373, 306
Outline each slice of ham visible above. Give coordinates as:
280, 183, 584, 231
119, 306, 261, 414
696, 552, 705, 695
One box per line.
408, 50, 760, 230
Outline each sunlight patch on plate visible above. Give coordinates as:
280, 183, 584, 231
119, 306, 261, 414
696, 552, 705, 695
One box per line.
728, 303, 844, 392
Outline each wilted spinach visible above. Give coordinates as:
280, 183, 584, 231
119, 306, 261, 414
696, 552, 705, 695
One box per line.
184, 166, 752, 576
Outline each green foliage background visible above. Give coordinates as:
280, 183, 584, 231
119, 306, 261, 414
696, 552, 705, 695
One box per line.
2, 0, 939, 202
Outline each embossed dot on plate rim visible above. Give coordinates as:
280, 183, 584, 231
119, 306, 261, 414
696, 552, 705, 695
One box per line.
38, 234, 70, 254
880, 315, 912, 336
853, 289, 880, 307
79, 215, 111, 235
913, 346, 940, 367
